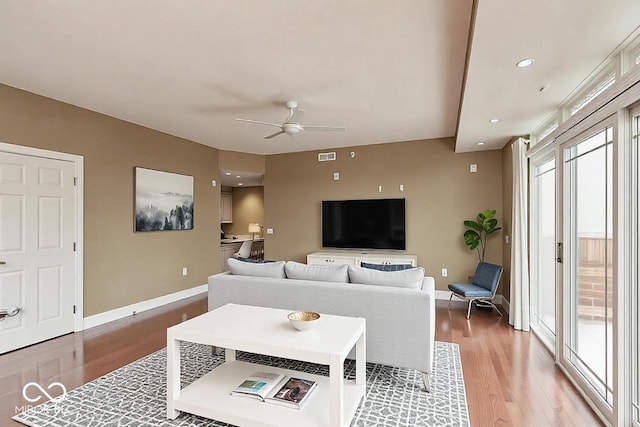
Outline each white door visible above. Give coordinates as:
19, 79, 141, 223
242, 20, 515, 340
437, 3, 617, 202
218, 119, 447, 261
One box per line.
0, 151, 77, 354
529, 154, 558, 352
561, 119, 615, 421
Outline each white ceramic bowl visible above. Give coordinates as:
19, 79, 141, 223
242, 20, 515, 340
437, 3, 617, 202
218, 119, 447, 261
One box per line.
287, 311, 320, 331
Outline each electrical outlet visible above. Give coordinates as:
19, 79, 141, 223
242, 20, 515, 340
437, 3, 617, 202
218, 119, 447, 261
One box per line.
378, 185, 382, 192
266, 228, 274, 235
505, 235, 510, 244
182, 267, 188, 276
211, 180, 217, 187
441, 268, 448, 277
469, 164, 478, 173
400, 184, 404, 192
333, 172, 340, 181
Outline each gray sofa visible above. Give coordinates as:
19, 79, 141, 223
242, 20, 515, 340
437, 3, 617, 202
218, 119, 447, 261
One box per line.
207, 260, 436, 390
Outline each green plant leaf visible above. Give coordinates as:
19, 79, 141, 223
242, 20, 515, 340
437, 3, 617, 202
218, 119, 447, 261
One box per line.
484, 218, 498, 232
486, 226, 502, 235
464, 230, 480, 250
464, 220, 483, 232
481, 209, 496, 219
463, 210, 500, 257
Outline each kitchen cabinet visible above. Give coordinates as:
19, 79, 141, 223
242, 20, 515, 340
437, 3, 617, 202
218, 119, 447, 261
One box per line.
220, 192, 232, 223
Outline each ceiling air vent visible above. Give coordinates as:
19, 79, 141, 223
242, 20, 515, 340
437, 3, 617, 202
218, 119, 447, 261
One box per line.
318, 152, 336, 162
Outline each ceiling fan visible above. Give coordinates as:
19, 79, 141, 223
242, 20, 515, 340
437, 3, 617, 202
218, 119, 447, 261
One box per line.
236, 101, 346, 141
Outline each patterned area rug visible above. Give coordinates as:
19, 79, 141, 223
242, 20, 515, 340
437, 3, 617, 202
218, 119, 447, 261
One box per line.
13, 341, 469, 427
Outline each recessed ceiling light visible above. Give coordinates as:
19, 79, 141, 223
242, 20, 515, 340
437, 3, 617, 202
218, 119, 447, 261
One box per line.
238, 183, 243, 186
225, 172, 231, 176
489, 118, 500, 123
516, 58, 535, 68
477, 142, 485, 146
235, 175, 241, 178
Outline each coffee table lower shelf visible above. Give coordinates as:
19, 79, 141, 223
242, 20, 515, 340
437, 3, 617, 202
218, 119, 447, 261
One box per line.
173, 360, 365, 427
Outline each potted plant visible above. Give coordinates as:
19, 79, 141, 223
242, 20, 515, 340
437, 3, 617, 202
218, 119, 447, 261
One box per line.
463, 209, 501, 262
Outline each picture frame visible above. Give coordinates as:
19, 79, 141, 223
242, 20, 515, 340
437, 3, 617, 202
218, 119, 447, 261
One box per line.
134, 167, 194, 232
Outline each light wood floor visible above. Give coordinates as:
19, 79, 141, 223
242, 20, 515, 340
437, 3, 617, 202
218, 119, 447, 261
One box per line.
0, 295, 602, 426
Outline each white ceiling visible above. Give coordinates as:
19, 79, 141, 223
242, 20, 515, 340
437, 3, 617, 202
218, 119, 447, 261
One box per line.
457, 0, 640, 152
0, 1, 638, 155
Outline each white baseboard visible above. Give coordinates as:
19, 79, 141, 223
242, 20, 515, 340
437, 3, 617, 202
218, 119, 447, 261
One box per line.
435, 289, 510, 309
499, 295, 511, 314
83, 284, 208, 330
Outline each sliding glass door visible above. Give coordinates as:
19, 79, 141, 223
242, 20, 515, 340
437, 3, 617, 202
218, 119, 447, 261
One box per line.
631, 107, 640, 426
530, 155, 557, 351
562, 120, 615, 420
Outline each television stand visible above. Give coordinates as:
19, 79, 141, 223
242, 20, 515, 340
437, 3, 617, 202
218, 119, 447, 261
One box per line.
307, 251, 417, 267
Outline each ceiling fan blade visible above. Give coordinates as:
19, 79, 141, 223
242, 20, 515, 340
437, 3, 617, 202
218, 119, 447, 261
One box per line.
287, 108, 305, 124
302, 125, 346, 132
235, 118, 282, 128
264, 131, 286, 140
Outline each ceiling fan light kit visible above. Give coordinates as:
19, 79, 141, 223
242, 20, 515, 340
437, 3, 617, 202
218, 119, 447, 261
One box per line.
236, 101, 346, 142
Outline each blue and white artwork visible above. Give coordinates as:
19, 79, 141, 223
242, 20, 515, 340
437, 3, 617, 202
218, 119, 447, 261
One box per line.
135, 167, 194, 231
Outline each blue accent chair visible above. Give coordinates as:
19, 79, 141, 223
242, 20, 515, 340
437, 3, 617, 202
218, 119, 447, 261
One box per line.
448, 262, 503, 319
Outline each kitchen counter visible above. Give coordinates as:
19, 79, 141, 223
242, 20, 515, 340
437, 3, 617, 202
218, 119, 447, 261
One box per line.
219, 238, 264, 271
220, 238, 263, 244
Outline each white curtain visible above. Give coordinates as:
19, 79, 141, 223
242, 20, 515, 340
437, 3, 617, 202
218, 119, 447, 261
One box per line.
509, 138, 530, 331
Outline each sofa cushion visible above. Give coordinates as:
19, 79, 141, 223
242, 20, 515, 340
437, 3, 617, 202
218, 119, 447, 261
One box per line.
227, 258, 286, 278
284, 261, 349, 283
360, 262, 413, 272
448, 283, 493, 298
236, 257, 274, 264
348, 265, 424, 289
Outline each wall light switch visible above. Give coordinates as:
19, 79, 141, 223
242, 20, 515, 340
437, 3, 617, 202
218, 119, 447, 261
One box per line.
211, 180, 217, 187
470, 164, 478, 173
400, 184, 404, 192
378, 185, 382, 192
441, 268, 448, 277
266, 228, 274, 235
333, 172, 340, 181
182, 267, 188, 276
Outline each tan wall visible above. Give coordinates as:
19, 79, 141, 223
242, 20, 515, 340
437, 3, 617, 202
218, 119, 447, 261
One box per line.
264, 138, 504, 292
219, 150, 265, 174
501, 142, 513, 301
0, 84, 220, 316
223, 186, 265, 236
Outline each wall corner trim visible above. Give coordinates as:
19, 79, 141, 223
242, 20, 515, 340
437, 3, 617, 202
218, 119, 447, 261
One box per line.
82, 284, 207, 330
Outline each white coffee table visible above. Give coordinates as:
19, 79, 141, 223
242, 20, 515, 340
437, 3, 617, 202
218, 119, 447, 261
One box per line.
166, 303, 366, 427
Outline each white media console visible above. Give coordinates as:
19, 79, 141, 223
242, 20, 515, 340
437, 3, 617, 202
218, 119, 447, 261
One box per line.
307, 251, 417, 267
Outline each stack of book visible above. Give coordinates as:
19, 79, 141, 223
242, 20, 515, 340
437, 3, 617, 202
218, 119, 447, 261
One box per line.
231, 371, 317, 409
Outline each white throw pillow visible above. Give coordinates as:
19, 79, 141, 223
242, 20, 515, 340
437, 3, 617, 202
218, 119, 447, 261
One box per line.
227, 258, 286, 278
284, 261, 349, 283
348, 265, 424, 289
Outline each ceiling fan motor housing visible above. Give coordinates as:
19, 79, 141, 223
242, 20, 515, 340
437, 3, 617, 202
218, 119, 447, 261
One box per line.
283, 123, 302, 135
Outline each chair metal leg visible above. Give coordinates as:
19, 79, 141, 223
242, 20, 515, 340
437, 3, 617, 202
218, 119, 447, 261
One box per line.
490, 302, 503, 317
448, 293, 453, 310
422, 372, 431, 392
466, 300, 473, 319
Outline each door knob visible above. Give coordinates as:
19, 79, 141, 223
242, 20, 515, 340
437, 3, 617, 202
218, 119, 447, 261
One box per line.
0, 306, 21, 321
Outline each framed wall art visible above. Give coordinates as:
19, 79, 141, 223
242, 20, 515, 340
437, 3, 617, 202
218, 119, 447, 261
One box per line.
135, 167, 194, 231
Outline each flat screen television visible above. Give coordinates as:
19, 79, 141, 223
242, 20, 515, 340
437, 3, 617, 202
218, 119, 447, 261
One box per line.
322, 198, 406, 250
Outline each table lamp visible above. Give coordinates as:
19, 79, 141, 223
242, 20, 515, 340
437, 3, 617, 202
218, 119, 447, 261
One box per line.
248, 223, 261, 240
